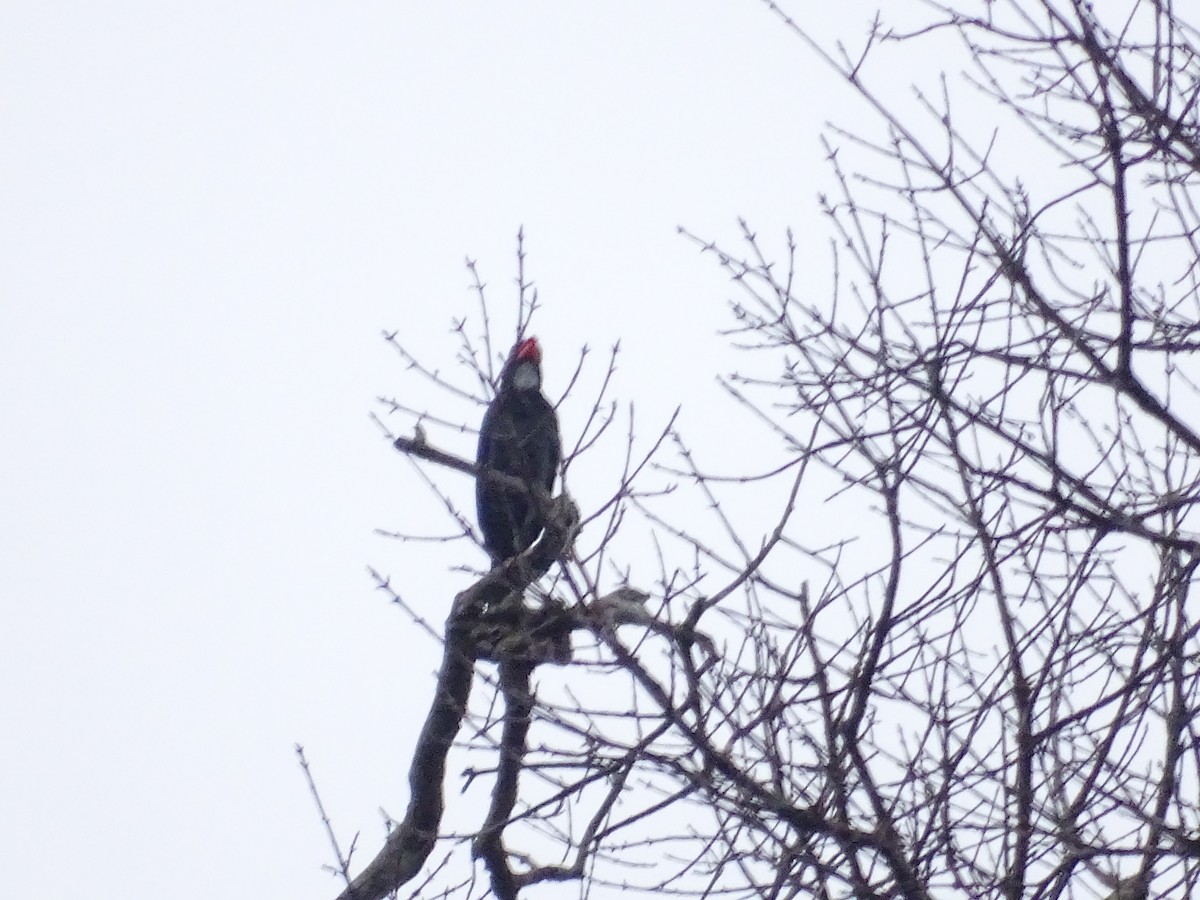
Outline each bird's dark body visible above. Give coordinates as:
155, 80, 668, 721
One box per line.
476, 339, 561, 564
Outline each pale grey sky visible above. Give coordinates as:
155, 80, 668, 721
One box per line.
1, 3, 898, 898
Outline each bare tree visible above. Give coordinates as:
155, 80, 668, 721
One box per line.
316, 2, 1200, 898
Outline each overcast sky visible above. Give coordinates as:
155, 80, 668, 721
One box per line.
1, 3, 901, 898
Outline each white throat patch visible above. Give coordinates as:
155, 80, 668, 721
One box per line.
512, 362, 540, 391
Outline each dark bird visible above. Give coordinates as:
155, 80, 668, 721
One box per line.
476, 336, 561, 565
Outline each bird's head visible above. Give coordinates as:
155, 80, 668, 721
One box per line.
515, 337, 542, 364
506, 336, 543, 391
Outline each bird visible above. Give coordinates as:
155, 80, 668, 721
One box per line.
475, 336, 561, 565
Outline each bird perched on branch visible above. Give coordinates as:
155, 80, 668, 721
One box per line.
476, 336, 561, 566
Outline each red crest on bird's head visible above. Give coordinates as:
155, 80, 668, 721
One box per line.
514, 337, 542, 363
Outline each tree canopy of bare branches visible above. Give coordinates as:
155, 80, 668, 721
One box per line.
319, 3, 1200, 899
